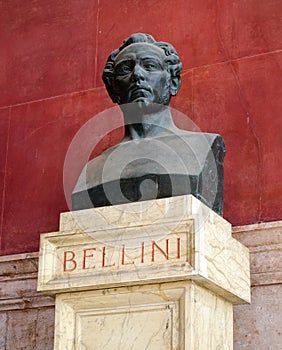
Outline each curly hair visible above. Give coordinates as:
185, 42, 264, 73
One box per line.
102, 33, 182, 103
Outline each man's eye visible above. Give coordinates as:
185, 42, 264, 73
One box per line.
143, 62, 160, 71
116, 65, 131, 75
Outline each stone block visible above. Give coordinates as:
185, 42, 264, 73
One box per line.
38, 195, 250, 349
38, 195, 250, 304
6, 309, 37, 350
55, 282, 233, 350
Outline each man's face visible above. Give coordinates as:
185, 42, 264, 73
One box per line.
113, 43, 172, 106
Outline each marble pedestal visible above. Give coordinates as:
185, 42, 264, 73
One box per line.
38, 195, 250, 350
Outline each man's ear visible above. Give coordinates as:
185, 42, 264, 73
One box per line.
170, 77, 181, 96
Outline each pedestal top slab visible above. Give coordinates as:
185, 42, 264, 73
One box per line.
38, 195, 250, 304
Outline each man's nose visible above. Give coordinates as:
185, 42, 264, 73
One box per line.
131, 64, 145, 82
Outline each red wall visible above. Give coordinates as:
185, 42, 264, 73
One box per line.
0, 0, 281, 255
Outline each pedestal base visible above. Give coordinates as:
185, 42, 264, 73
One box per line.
55, 281, 233, 350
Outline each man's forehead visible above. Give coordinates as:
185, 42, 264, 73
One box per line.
115, 43, 166, 62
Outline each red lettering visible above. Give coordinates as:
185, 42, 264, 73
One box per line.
176, 238, 181, 259
141, 242, 145, 263
152, 239, 169, 262
102, 247, 115, 268
63, 251, 77, 272
82, 248, 96, 270
121, 245, 134, 265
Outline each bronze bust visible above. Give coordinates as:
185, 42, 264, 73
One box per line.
72, 33, 225, 215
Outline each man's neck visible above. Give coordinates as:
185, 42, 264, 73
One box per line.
123, 105, 177, 140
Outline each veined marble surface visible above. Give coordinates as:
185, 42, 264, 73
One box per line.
38, 195, 250, 304
55, 281, 233, 350
37, 195, 251, 349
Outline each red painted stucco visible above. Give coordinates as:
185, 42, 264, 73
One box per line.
0, 0, 281, 255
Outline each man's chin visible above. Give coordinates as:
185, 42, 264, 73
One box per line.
131, 97, 151, 106
129, 99, 165, 111
120, 101, 167, 123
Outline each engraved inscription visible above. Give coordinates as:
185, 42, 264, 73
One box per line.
62, 235, 187, 273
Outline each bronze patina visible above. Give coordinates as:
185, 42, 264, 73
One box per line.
72, 33, 225, 215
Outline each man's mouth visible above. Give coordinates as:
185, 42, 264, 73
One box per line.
128, 86, 152, 102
